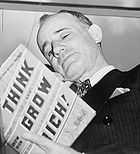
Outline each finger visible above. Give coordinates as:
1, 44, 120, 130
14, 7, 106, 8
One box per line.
22, 133, 54, 148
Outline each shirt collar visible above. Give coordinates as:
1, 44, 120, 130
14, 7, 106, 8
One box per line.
89, 65, 115, 87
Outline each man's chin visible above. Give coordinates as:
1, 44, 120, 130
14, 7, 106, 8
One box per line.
65, 72, 83, 82
63, 63, 85, 81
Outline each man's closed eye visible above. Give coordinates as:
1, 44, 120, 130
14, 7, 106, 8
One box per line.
61, 33, 70, 40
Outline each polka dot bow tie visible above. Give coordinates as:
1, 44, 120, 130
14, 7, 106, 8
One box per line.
74, 79, 92, 97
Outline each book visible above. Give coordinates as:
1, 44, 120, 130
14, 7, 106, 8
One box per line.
0, 44, 96, 154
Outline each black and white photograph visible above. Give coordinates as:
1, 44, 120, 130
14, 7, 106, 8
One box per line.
0, 1, 140, 154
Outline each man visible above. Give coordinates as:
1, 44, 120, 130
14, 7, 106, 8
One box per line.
23, 10, 140, 154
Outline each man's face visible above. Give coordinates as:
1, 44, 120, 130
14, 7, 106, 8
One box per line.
37, 13, 99, 81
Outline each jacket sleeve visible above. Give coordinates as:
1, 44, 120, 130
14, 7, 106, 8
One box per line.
86, 144, 140, 154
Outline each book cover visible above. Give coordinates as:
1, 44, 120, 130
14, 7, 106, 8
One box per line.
0, 44, 96, 154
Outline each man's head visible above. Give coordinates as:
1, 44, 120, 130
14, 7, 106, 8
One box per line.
37, 10, 107, 82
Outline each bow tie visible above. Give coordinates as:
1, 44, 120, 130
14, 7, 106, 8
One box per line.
72, 79, 92, 97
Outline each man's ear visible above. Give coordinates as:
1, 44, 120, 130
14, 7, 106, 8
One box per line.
88, 24, 102, 43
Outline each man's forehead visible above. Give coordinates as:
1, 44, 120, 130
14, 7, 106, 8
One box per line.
42, 13, 79, 28
38, 13, 80, 46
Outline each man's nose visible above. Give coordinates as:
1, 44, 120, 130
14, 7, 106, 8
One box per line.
52, 41, 65, 58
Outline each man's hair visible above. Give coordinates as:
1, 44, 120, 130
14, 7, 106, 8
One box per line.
39, 9, 92, 26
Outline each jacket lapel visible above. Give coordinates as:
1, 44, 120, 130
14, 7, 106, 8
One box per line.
83, 69, 126, 111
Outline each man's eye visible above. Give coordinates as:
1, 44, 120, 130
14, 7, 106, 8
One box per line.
62, 34, 70, 39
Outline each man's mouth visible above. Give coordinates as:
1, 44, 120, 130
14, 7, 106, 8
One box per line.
62, 53, 77, 70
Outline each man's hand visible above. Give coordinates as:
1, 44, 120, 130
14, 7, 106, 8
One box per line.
22, 133, 81, 154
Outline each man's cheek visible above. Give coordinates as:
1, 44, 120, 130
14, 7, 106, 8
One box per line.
65, 61, 85, 80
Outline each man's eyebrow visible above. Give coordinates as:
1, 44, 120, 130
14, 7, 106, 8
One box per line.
55, 28, 70, 33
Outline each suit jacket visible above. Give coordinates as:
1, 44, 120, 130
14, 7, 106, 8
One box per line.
71, 65, 140, 154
